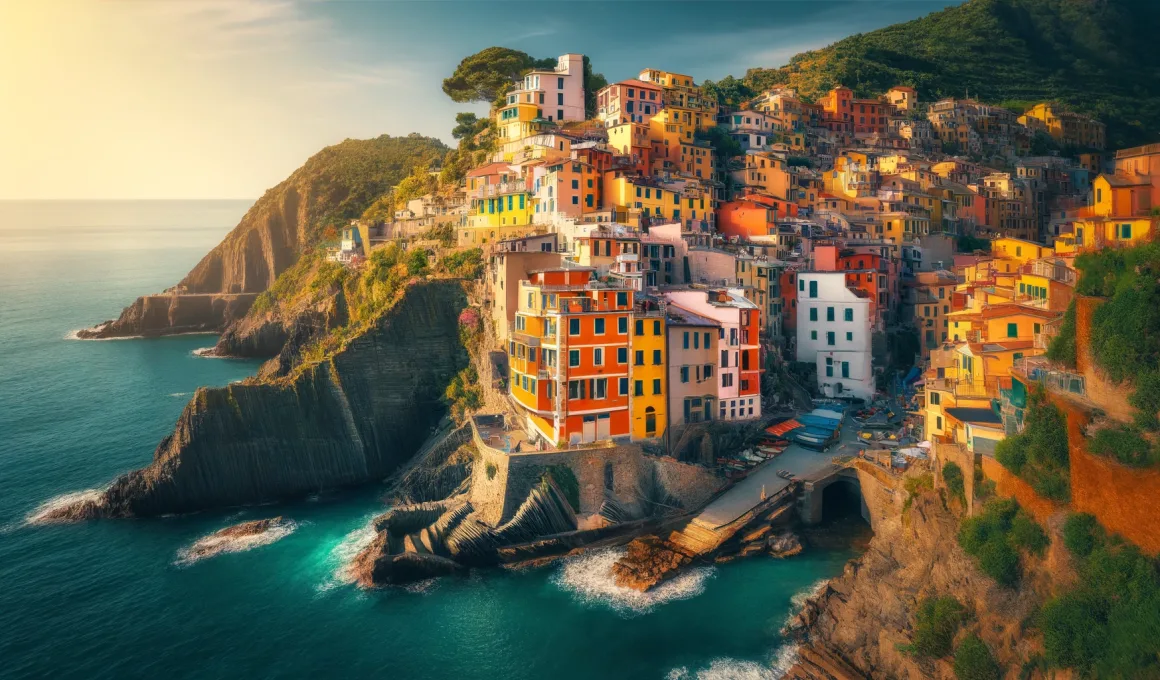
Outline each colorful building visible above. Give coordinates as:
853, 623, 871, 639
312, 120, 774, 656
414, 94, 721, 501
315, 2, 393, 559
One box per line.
630, 296, 668, 441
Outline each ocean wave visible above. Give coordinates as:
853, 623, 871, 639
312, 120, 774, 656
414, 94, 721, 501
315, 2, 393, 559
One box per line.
784, 578, 828, 629
551, 548, 715, 616
666, 656, 788, 680
63, 329, 139, 341
315, 513, 381, 594
192, 347, 223, 358
174, 518, 297, 566
24, 489, 105, 526
168, 392, 191, 398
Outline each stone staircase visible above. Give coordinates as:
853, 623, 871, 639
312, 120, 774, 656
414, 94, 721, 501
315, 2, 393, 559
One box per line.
665, 519, 724, 556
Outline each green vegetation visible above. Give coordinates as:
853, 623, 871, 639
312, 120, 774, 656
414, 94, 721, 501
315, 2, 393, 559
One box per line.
437, 248, 484, 279
943, 461, 966, 506
709, 0, 1160, 149
995, 389, 1069, 501
1087, 424, 1160, 467
1040, 513, 1160, 676
543, 465, 581, 512
422, 222, 456, 248
442, 47, 557, 104
1044, 301, 1076, 368
957, 234, 991, 253
953, 635, 1001, 680
905, 595, 966, 659
445, 366, 482, 422
903, 473, 934, 512
958, 498, 1048, 586
485, 462, 498, 480
288, 134, 448, 243
1056, 243, 1160, 434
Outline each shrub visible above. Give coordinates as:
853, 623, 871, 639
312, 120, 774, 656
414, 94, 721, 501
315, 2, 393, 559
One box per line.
1041, 516, 1160, 676
543, 465, 580, 512
903, 473, 933, 511
994, 390, 1069, 501
1087, 424, 1159, 467
485, 462, 498, 480
1045, 302, 1076, 368
1129, 369, 1160, 431
1062, 513, 1102, 557
958, 499, 1046, 587
406, 249, 429, 276
954, 635, 1000, 680
908, 596, 966, 659
943, 461, 966, 505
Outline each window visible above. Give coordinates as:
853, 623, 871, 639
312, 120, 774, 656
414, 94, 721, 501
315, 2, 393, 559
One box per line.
1007, 322, 1018, 338
594, 378, 607, 399
569, 350, 580, 367
799, 279, 804, 292
841, 362, 849, 379
811, 330, 817, 340
722, 373, 734, 388
653, 320, 661, 335
930, 392, 941, 405
704, 332, 710, 347
846, 331, 853, 341
936, 416, 943, 430
557, 76, 563, 90
593, 348, 603, 366
1034, 323, 1042, 334
844, 308, 853, 322
634, 380, 644, 397
809, 308, 818, 322
634, 350, 644, 366
683, 332, 689, 349
827, 332, 835, 346
681, 366, 689, 383
809, 280, 817, 298
557, 93, 564, 106
618, 317, 627, 334
617, 347, 627, 364
705, 365, 713, 378
616, 292, 627, 307
528, 347, 536, 362
653, 379, 662, 395
619, 378, 629, 395
721, 350, 728, 367
1121, 223, 1132, 240
569, 318, 580, 336
594, 318, 605, 335
825, 357, 833, 377
826, 307, 835, 322
568, 380, 584, 400
635, 319, 644, 335
653, 350, 662, 365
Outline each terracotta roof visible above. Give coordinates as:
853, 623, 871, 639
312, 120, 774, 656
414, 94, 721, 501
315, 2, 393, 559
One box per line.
978, 303, 1058, 320
466, 162, 511, 178
1101, 173, 1152, 187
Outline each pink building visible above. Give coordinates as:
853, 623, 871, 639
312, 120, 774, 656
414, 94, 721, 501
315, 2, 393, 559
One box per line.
512, 54, 586, 123
597, 79, 663, 127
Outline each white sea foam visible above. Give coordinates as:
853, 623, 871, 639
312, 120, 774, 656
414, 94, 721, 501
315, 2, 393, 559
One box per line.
174, 519, 297, 566
315, 513, 380, 594
667, 657, 785, 680
192, 347, 225, 358
24, 489, 105, 526
784, 578, 829, 629
551, 547, 715, 616
168, 392, 191, 398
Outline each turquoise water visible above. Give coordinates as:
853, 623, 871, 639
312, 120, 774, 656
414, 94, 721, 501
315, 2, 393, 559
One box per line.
0, 201, 857, 680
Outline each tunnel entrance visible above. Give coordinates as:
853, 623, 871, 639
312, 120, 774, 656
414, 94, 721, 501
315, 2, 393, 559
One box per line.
820, 477, 868, 524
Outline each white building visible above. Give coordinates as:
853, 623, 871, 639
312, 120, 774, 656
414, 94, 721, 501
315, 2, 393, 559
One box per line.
795, 272, 875, 401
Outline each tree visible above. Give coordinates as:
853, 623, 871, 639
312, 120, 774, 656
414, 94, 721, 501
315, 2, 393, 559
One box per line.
582, 55, 607, 119
451, 112, 486, 141
442, 47, 554, 104
393, 163, 438, 209
953, 635, 1000, 680
406, 249, 429, 276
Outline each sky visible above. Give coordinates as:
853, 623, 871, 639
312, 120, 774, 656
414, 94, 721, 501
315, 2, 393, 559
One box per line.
0, 0, 960, 200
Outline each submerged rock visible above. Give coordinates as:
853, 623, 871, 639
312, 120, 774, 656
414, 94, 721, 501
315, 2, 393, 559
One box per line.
766, 531, 804, 559
176, 516, 297, 565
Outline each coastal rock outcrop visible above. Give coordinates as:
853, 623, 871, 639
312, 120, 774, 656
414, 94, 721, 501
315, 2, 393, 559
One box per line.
48, 281, 469, 519
610, 536, 692, 592
79, 134, 448, 341
784, 492, 1043, 679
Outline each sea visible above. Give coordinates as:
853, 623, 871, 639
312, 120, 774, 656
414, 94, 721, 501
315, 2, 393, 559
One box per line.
0, 200, 860, 680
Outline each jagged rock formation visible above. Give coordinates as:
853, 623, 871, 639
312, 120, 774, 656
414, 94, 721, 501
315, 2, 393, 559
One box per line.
784, 492, 1046, 679
79, 134, 447, 340
76, 293, 257, 339
48, 281, 469, 519
611, 536, 693, 592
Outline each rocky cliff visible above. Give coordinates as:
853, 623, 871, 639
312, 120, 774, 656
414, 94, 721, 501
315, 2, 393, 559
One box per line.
54, 281, 469, 518
79, 134, 447, 340
785, 492, 1057, 679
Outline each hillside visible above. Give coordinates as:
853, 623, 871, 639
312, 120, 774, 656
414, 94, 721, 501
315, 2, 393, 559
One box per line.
180, 133, 448, 295
723, 0, 1160, 149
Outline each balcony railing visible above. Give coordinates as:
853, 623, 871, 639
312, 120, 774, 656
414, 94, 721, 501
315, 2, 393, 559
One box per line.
1012, 356, 1086, 398
470, 181, 529, 199
926, 377, 995, 399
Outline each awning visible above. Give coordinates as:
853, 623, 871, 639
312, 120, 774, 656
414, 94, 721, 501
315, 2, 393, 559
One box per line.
765, 419, 802, 437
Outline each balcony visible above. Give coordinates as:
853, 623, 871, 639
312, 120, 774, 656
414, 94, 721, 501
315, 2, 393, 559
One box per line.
470, 181, 530, 199
926, 377, 995, 399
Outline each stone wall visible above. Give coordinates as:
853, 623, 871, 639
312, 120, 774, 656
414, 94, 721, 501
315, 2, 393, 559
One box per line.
469, 420, 722, 527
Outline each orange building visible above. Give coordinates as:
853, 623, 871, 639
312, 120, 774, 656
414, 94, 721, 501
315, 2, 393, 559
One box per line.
508, 266, 635, 445
717, 194, 799, 240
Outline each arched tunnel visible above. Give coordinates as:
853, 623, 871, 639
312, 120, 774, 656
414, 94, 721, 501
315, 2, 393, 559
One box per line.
800, 470, 871, 528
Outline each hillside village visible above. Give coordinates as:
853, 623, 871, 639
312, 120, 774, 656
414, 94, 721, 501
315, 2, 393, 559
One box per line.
330, 53, 1154, 459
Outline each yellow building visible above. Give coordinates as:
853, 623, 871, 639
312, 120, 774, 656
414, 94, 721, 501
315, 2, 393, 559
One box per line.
1018, 102, 1106, 150
604, 176, 684, 223
630, 302, 667, 441
990, 237, 1052, 263
638, 69, 718, 131
495, 99, 554, 155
